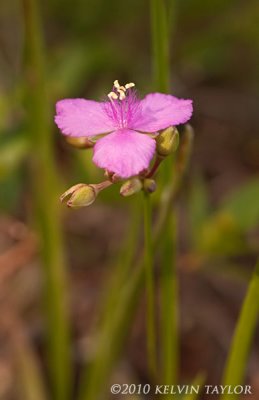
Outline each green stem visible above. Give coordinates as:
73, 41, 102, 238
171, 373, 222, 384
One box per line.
22, 1, 71, 399
221, 260, 259, 400
143, 192, 157, 378
150, 0, 170, 92
150, 0, 178, 385
160, 215, 178, 384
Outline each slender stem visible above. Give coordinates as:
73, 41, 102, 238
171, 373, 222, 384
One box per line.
22, 1, 71, 399
143, 191, 157, 378
146, 156, 163, 178
150, 0, 178, 386
221, 260, 259, 400
150, 0, 170, 92
160, 215, 178, 384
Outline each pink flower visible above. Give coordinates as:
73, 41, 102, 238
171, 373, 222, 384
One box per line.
55, 80, 193, 178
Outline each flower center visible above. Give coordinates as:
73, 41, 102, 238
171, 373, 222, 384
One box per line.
105, 80, 140, 129
108, 80, 135, 101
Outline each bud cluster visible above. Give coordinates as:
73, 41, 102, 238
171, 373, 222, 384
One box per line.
61, 125, 185, 208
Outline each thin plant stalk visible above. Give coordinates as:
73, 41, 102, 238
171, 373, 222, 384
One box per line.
221, 260, 259, 400
150, 0, 170, 93
150, 0, 178, 384
22, 1, 71, 399
160, 215, 178, 384
99, 197, 141, 325
143, 192, 157, 378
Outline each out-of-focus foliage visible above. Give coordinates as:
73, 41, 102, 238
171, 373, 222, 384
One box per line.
177, 0, 259, 86
189, 178, 259, 256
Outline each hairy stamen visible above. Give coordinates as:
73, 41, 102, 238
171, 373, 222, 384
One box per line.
110, 80, 135, 102
106, 80, 138, 128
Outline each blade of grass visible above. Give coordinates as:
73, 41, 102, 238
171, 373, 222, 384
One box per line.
79, 261, 144, 400
143, 191, 157, 378
97, 196, 141, 325
22, 1, 71, 399
150, 0, 180, 385
160, 213, 178, 385
150, 0, 170, 93
2, 312, 48, 400
221, 259, 259, 400
184, 372, 206, 400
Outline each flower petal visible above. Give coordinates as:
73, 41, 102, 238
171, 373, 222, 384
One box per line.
93, 129, 156, 178
55, 99, 115, 137
131, 93, 193, 132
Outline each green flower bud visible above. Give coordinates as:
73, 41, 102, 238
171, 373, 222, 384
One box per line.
60, 183, 96, 208
143, 178, 157, 194
65, 136, 94, 149
120, 178, 143, 197
156, 126, 179, 157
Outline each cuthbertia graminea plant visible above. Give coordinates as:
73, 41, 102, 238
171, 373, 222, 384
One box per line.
55, 80, 193, 205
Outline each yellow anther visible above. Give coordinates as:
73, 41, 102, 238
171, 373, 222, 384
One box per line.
108, 91, 118, 100
114, 80, 120, 89
109, 81, 135, 101
125, 82, 135, 89
118, 90, 126, 100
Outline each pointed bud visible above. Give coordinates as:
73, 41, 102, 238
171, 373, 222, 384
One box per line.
156, 126, 179, 157
143, 178, 157, 194
60, 183, 96, 208
65, 136, 94, 149
60, 183, 85, 202
120, 178, 143, 197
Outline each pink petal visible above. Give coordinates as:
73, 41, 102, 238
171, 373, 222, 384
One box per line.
55, 99, 115, 137
93, 129, 156, 178
131, 93, 193, 132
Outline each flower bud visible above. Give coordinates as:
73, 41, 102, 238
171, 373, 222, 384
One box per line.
143, 178, 157, 194
156, 126, 179, 157
120, 178, 143, 197
60, 183, 96, 208
65, 136, 94, 149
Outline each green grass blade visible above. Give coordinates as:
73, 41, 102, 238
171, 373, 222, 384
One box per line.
221, 260, 259, 400
22, 0, 71, 398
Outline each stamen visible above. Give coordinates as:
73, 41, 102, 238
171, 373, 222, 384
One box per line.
110, 80, 135, 102
108, 91, 118, 100
118, 90, 126, 100
105, 80, 139, 128
125, 82, 135, 89
114, 80, 120, 89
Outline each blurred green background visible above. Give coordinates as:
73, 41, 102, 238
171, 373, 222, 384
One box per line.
0, 0, 259, 399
